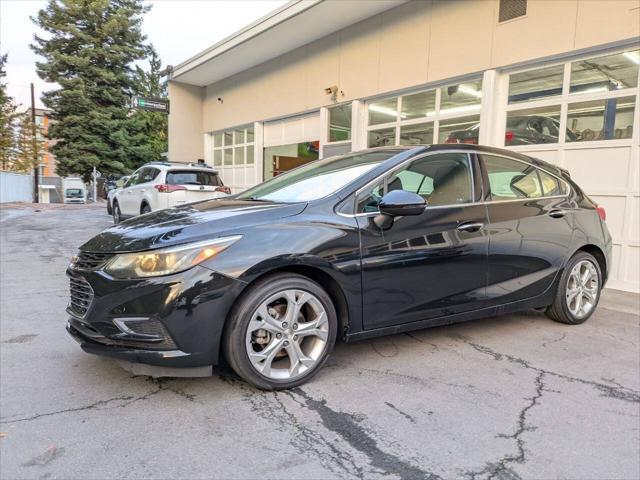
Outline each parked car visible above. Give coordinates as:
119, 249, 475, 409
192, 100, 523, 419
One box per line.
62, 177, 86, 204
106, 176, 130, 216
445, 115, 580, 145
102, 175, 125, 200
67, 145, 611, 390
110, 162, 230, 223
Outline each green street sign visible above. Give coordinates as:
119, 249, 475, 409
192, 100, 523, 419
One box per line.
131, 96, 170, 114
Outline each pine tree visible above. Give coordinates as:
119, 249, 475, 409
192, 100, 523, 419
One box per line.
13, 113, 45, 173
0, 54, 20, 170
127, 46, 168, 164
31, 0, 150, 182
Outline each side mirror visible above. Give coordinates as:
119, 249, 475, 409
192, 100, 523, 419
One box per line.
379, 190, 426, 217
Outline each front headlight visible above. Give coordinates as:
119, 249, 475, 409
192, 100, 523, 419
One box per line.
104, 236, 242, 279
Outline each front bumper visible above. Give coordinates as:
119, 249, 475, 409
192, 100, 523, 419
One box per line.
66, 264, 246, 368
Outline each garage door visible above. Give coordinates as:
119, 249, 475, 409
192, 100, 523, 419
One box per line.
263, 113, 320, 148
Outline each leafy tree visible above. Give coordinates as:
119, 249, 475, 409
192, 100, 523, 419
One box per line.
127, 46, 168, 164
0, 54, 20, 170
13, 113, 45, 173
31, 0, 150, 181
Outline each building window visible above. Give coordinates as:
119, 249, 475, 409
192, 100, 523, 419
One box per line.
567, 96, 636, 142
508, 65, 564, 104
505, 49, 638, 146
366, 78, 483, 148
506, 105, 561, 145
38, 165, 45, 177
570, 51, 639, 94
211, 125, 255, 167
328, 104, 352, 142
499, 0, 527, 23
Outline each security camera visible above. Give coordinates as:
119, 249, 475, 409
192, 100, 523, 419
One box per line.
324, 85, 338, 95
217, 97, 223, 104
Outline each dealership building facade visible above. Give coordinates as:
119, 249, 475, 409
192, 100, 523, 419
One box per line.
167, 0, 640, 292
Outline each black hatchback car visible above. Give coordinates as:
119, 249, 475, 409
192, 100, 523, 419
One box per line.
67, 145, 611, 390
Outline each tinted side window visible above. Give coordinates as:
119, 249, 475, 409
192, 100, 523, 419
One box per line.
125, 170, 142, 187
390, 153, 473, 206
482, 155, 542, 200
356, 180, 384, 213
538, 169, 563, 196
139, 168, 159, 183
356, 153, 473, 212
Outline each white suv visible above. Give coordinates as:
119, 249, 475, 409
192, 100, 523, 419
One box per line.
111, 162, 230, 223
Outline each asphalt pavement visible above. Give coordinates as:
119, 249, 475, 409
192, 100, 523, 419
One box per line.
1, 204, 639, 480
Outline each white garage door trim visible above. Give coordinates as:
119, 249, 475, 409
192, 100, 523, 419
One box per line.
263, 112, 320, 148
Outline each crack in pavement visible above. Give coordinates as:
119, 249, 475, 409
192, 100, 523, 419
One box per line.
0, 378, 197, 424
541, 332, 566, 348
457, 337, 639, 480
217, 371, 369, 479
464, 372, 546, 480
384, 401, 418, 424
462, 339, 640, 404
292, 388, 442, 480
0, 395, 138, 424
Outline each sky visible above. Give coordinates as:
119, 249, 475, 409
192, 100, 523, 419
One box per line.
0, 0, 287, 110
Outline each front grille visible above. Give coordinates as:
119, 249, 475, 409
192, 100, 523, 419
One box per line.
69, 276, 94, 317
75, 251, 114, 271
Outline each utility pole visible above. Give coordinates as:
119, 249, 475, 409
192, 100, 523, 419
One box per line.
30, 83, 39, 203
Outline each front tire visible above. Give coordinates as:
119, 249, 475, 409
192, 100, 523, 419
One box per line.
107, 201, 112, 215
112, 201, 121, 224
141, 203, 151, 214
546, 252, 602, 325
223, 273, 337, 390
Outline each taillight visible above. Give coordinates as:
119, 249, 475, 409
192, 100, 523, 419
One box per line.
505, 131, 514, 143
154, 184, 187, 193
596, 206, 606, 221
215, 186, 231, 194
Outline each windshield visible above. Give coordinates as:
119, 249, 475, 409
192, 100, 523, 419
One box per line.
66, 189, 82, 195
236, 151, 400, 203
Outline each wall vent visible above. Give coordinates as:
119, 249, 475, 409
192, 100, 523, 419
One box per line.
499, 0, 527, 22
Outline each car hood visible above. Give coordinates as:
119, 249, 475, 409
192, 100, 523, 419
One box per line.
81, 199, 307, 253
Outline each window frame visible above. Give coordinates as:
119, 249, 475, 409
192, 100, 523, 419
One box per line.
327, 103, 353, 144
211, 124, 255, 167
343, 150, 480, 216
365, 78, 484, 149
504, 47, 639, 147
477, 152, 571, 203
337, 150, 571, 216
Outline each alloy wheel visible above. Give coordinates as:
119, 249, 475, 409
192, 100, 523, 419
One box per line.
565, 259, 599, 319
245, 289, 329, 380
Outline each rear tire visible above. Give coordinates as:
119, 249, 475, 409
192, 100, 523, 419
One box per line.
112, 201, 121, 224
223, 273, 337, 390
545, 252, 602, 325
107, 202, 112, 215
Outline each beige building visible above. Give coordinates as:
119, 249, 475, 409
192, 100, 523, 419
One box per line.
167, 0, 640, 292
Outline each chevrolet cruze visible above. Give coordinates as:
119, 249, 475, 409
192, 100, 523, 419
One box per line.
66, 145, 611, 390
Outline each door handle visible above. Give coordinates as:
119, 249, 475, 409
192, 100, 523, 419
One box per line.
548, 209, 567, 218
457, 221, 484, 233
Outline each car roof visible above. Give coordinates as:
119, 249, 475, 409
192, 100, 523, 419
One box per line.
140, 162, 219, 173
373, 144, 568, 178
